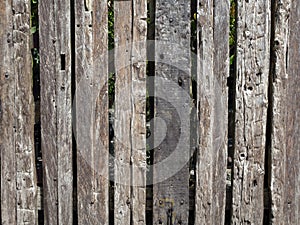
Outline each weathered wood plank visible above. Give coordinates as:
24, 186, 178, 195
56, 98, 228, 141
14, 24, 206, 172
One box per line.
56, 0, 73, 224
40, 0, 59, 224
153, 0, 191, 224
212, 1, 229, 223
269, 0, 291, 224
75, 0, 109, 224
195, 0, 229, 224
1, 0, 37, 224
0, 1, 17, 224
284, 0, 300, 223
232, 0, 271, 224
131, 0, 147, 224
92, 0, 109, 224
114, 1, 133, 224
195, 1, 214, 224
13, 0, 38, 223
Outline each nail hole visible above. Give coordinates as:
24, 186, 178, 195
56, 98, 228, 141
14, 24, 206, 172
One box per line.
178, 77, 183, 86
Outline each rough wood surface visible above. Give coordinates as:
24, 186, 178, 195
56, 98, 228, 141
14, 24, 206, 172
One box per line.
114, 1, 133, 224
232, 0, 271, 224
75, 0, 109, 224
56, 0, 73, 224
131, 0, 147, 224
283, 0, 300, 223
153, 1, 191, 224
40, 0, 73, 224
269, 0, 291, 223
1, 0, 37, 224
195, 0, 229, 224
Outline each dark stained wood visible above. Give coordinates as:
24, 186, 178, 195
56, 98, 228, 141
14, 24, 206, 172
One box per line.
232, 0, 271, 224
195, 0, 229, 224
153, 1, 191, 224
1, 0, 37, 224
75, 0, 109, 224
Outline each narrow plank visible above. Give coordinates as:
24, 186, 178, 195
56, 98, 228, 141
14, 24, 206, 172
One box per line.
284, 0, 300, 223
269, 0, 291, 224
114, 1, 132, 224
232, 0, 271, 224
92, 0, 109, 224
203, 0, 229, 223
39, 0, 58, 223
75, 0, 110, 224
12, 0, 38, 223
56, 0, 73, 224
153, 0, 191, 224
0, 0, 17, 224
195, 0, 231, 223
131, 0, 147, 224
195, 0, 215, 224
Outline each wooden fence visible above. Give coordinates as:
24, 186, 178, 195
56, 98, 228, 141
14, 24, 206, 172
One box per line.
0, 0, 299, 224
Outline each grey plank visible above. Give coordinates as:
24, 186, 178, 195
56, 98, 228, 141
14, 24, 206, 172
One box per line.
131, 0, 147, 224
0, 0, 17, 224
75, 0, 109, 224
56, 0, 73, 224
153, 0, 191, 224
284, 0, 300, 223
39, 0, 59, 223
231, 0, 271, 224
114, 0, 132, 224
269, 0, 291, 224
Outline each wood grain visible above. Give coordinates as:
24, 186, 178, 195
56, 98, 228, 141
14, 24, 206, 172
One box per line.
153, 0, 191, 224
40, 0, 73, 223
232, 0, 271, 224
195, 0, 229, 224
1, 0, 37, 224
75, 0, 109, 224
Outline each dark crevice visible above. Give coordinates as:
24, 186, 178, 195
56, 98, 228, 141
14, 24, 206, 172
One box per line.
189, 0, 197, 224
263, 0, 275, 224
225, 0, 237, 224
108, 1, 115, 224
70, 0, 78, 223
31, 0, 43, 224
146, 0, 155, 224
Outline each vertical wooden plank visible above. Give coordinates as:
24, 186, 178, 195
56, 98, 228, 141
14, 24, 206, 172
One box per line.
75, 0, 109, 224
40, 0, 59, 223
75, 0, 92, 223
114, 0, 132, 224
13, 0, 37, 223
0, 0, 17, 224
212, 1, 230, 223
269, 0, 291, 224
232, 0, 271, 224
1, 0, 37, 224
284, 0, 300, 223
56, 0, 73, 224
195, 0, 229, 224
40, 0, 73, 224
92, 0, 109, 224
195, 0, 214, 224
131, 0, 147, 224
153, 0, 190, 224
